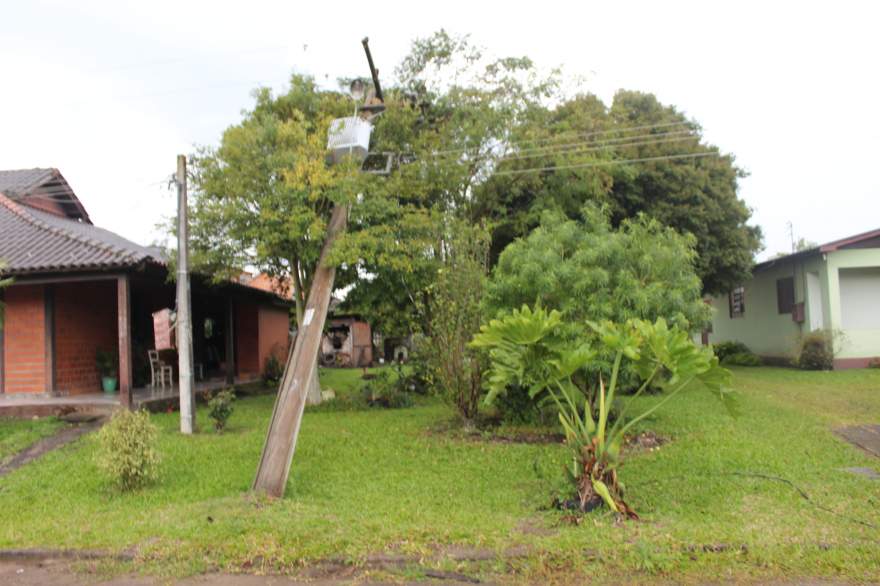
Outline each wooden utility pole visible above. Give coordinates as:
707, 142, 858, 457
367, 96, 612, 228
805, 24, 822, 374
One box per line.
176, 154, 196, 434
253, 204, 349, 496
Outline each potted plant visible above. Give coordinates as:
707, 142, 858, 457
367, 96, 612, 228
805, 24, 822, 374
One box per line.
96, 349, 119, 393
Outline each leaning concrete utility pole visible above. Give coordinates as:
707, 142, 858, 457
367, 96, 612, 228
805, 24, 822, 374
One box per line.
176, 154, 196, 434
253, 38, 384, 497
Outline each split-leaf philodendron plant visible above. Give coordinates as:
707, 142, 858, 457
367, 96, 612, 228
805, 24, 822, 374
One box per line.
470, 305, 736, 518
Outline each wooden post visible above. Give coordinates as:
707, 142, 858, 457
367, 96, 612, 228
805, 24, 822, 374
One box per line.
253, 203, 348, 497
117, 274, 133, 409
0, 291, 5, 394
225, 298, 235, 385
43, 285, 55, 395
176, 155, 196, 434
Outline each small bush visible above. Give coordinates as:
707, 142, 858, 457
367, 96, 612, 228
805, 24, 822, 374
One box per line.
207, 389, 236, 431
712, 341, 753, 363
362, 371, 414, 409
797, 331, 834, 370
95, 410, 160, 491
425, 226, 489, 423
263, 353, 284, 384
722, 351, 762, 367
868, 357, 880, 369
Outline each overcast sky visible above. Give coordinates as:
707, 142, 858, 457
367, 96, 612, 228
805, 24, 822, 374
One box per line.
2, 0, 877, 262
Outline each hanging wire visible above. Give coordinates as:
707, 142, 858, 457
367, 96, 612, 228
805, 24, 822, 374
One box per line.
490, 151, 719, 177
424, 128, 696, 162
427, 120, 694, 157
494, 132, 699, 163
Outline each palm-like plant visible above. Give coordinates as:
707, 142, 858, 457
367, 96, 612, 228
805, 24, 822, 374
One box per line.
471, 305, 735, 518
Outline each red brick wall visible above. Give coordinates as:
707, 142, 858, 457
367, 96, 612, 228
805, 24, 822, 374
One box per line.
235, 302, 260, 375
3, 285, 47, 393
54, 281, 117, 395
258, 306, 290, 373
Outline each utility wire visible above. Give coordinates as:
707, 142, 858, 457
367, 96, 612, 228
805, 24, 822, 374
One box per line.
426, 128, 696, 161
490, 151, 719, 177
428, 120, 694, 157
494, 133, 699, 163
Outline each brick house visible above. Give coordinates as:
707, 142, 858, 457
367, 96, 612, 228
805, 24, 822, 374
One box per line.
0, 168, 292, 407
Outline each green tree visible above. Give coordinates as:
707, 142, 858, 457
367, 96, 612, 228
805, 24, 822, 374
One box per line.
475, 91, 762, 294
189, 75, 363, 326
484, 203, 710, 333
337, 30, 559, 338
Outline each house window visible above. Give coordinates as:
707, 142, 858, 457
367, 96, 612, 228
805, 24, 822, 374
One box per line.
729, 287, 745, 318
776, 277, 795, 314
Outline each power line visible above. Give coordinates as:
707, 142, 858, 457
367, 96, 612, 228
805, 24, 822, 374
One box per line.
427, 128, 695, 161
491, 151, 719, 177
428, 120, 694, 157
493, 132, 698, 163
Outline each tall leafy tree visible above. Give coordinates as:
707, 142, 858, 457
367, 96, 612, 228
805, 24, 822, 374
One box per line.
475, 91, 762, 294
337, 30, 559, 338
484, 203, 710, 332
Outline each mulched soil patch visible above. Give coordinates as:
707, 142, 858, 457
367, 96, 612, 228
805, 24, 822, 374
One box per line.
624, 430, 668, 453
430, 420, 669, 453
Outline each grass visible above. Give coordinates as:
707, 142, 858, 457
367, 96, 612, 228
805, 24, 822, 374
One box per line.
0, 366, 878, 582
0, 416, 64, 465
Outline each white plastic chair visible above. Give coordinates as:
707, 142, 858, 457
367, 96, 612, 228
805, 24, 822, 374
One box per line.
148, 350, 173, 390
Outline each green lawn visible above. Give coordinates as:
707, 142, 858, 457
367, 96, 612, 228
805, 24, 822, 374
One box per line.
0, 416, 64, 465
0, 367, 878, 582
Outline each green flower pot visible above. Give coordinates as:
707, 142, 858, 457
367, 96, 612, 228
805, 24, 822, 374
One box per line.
102, 376, 118, 393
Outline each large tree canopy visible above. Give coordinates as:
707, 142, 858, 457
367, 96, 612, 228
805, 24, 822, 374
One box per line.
474, 90, 762, 294
484, 203, 710, 333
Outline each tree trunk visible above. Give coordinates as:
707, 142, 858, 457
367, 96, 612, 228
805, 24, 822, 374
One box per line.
292, 258, 322, 405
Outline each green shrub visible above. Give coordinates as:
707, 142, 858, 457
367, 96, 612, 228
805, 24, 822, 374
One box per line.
424, 225, 488, 424
262, 354, 284, 384
868, 358, 880, 369
362, 370, 414, 409
95, 410, 160, 491
404, 336, 433, 395
722, 351, 762, 367
713, 342, 761, 366
95, 349, 118, 377
797, 331, 834, 370
484, 204, 710, 399
207, 389, 236, 431
712, 341, 752, 363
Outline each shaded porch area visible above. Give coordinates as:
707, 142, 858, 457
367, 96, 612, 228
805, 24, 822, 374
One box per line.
0, 375, 263, 417
0, 266, 291, 410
